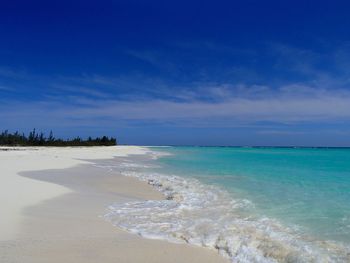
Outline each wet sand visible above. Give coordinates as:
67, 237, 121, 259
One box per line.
0, 147, 227, 263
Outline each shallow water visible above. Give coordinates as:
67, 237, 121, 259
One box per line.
105, 147, 350, 262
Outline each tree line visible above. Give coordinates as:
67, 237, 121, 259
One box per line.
0, 129, 117, 146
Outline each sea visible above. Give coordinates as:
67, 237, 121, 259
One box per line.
105, 146, 350, 262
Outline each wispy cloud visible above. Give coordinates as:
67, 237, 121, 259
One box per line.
2, 85, 350, 130
50, 84, 112, 98
0, 85, 13, 91
0, 67, 32, 79
2, 42, 350, 131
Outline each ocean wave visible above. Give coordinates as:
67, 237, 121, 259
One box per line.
104, 164, 350, 263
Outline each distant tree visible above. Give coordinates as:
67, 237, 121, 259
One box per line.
48, 131, 55, 143
0, 130, 117, 147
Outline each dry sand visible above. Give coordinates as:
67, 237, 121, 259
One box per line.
0, 146, 228, 263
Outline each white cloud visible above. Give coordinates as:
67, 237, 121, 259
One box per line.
2, 85, 350, 128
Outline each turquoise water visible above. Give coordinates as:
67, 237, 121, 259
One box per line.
152, 147, 350, 243
106, 146, 350, 261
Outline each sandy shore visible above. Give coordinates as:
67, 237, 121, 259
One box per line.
0, 146, 227, 263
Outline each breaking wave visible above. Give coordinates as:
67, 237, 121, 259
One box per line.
104, 163, 350, 262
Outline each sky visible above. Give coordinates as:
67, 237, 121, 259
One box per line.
1, 0, 350, 146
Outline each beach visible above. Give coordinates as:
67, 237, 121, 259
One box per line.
0, 146, 227, 263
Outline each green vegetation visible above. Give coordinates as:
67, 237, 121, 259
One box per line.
0, 129, 117, 146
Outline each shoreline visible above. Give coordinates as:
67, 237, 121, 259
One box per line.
106, 147, 350, 262
0, 145, 149, 241
0, 146, 227, 263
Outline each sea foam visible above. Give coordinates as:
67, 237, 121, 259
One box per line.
104, 161, 350, 263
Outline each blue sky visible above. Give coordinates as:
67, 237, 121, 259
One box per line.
1, 1, 350, 146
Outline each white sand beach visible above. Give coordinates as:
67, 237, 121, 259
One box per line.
0, 146, 227, 263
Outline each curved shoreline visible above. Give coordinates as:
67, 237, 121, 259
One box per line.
0, 146, 227, 263
106, 148, 350, 263
0, 145, 149, 241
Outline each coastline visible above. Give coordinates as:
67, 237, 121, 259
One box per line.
0, 146, 227, 263
104, 147, 350, 262
0, 145, 148, 241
